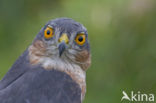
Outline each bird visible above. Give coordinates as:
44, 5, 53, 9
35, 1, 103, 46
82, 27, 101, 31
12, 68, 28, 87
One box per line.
0, 18, 91, 103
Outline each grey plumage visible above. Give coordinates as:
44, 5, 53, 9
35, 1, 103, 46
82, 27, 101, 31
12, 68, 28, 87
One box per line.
0, 50, 81, 103
0, 18, 91, 103
35, 18, 90, 51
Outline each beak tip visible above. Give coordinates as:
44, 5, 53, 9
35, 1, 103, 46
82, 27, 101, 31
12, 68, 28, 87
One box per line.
58, 42, 66, 57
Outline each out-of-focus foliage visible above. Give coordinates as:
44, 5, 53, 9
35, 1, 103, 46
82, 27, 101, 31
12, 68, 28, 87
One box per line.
0, 0, 156, 102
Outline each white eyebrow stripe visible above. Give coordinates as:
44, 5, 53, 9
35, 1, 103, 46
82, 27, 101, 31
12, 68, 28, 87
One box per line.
47, 25, 53, 28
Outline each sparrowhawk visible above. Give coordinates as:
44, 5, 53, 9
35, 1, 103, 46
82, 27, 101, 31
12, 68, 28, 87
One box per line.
0, 18, 91, 103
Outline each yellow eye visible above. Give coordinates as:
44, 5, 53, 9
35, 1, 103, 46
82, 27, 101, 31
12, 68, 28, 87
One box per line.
44, 27, 54, 39
75, 33, 86, 45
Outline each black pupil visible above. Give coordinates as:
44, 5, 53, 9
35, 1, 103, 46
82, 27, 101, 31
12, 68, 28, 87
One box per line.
47, 30, 51, 35
78, 36, 83, 42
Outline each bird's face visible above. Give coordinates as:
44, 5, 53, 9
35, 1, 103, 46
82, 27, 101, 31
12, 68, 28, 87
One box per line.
31, 18, 91, 70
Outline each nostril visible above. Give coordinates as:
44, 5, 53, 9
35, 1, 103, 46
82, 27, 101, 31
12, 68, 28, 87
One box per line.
58, 34, 69, 44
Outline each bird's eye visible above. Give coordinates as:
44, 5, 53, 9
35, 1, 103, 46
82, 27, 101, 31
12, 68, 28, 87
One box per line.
75, 33, 86, 45
44, 27, 54, 39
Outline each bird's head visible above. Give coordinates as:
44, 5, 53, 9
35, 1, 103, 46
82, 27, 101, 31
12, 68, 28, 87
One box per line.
29, 18, 91, 71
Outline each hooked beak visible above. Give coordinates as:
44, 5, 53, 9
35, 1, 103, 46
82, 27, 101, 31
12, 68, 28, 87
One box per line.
58, 33, 69, 56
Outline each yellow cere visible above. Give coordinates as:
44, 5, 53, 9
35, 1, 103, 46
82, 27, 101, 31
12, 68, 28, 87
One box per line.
44, 27, 54, 39
75, 33, 86, 45
59, 34, 69, 44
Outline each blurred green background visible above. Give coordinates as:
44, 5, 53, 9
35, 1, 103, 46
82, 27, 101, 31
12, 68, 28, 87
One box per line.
0, 0, 156, 102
